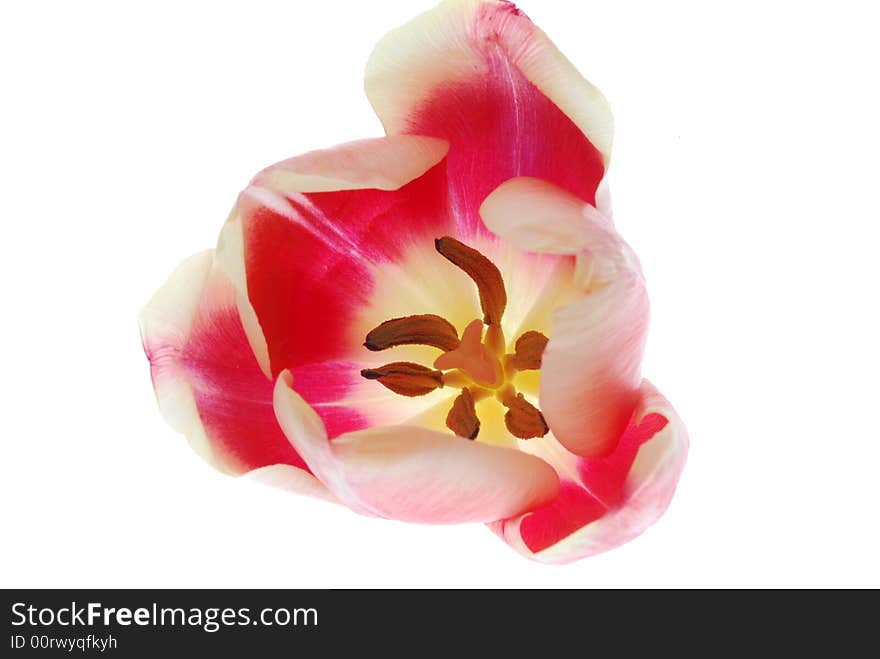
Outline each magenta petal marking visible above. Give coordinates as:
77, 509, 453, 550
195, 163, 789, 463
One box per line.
242, 163, 453, 375
408, 45, 604, 239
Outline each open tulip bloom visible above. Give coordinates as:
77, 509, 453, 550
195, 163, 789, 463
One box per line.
140, 0, 688, 564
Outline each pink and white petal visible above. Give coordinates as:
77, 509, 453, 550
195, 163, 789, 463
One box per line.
481, 178, 650, 457
274, 371, 559, 523
140, 252, 223, 468
233, 137, 455, 375
245, 465, 338, 503
480, 177, 619, 267
252, 135, 449, 193
595, 177, 614, 220
491, 381, 688, 564
366, 0, 611, 238
140, 250, 327, 495
479, 177, 649, 457
540, 270, 649, 457
215, 207, 271, 378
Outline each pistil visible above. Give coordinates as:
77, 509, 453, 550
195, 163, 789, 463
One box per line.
433, 320, 504, 388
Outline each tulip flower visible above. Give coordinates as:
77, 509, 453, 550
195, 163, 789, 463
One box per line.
140, 0, 687, 564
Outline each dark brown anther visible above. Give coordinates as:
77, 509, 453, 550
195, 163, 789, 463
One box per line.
434, 236, 507, 326
364, 314, 460, 352
446, 388, 481, 440
360, 362, 444, 397
509, 330, 549, 371
503, 394, 549, 439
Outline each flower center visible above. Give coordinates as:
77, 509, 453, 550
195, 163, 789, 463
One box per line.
360, 236, 550, 441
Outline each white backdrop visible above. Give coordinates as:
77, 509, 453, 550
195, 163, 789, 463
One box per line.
2, 0, 878, 588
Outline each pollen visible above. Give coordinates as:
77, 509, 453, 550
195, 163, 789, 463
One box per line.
361, 237, 550, 441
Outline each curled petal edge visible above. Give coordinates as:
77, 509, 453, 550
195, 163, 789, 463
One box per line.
139, 250, 333, 499
273, 370, 560, 524
490, 380, 688, 564
480, 176, 649, 458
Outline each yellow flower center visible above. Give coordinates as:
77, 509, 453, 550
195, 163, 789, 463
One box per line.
360, 237, 550, 441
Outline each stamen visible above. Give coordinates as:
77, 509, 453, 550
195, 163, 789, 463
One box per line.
446, 388, 480, 440
360, 362, 444, 397
434, 236, 507, 326
501, 393, 549, 439
508, 330, 549, 371
364, 314, 460, 352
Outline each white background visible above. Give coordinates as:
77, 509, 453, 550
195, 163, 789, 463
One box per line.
2, 0, 878, 588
